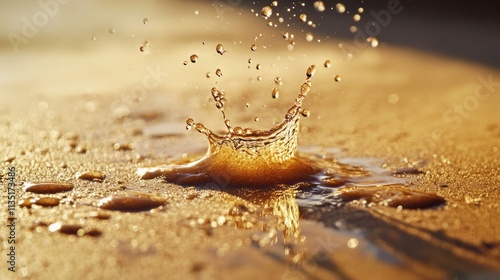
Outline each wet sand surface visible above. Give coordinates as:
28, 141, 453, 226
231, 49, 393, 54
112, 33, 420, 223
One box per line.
1, 1, 500, 279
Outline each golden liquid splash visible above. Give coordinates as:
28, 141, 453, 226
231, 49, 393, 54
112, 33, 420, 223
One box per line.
137, 66, 445, 209
137, 66, 318, 187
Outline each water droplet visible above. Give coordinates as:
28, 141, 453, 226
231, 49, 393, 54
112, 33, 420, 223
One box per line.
274, 77, 283, 85
250, 44, 257, 51
299, 14, 307, 23
216, 44, 225, 55
139, 45, 145, 52
91, 36, 97, 41
347, 238, 359, 249
256, 64, 261, 70
324, 60, 331, 68
367, 37, 379, 48
350, 26, 357, 33
90, 211, 112, 220
34, 197, 60, 207
190, 54, 199, 63
271, 88, 279, 99
108, 28, 115, 34
271, 1, 278, 7
186, 118, 195, 130
23, 182, 74, 194
113, 143, 133, 151
98, 193, 166, 212
49, 222, 102, 237
358, 7, 364, 13
143, 18, 148, 24
388, 93, 399, 104
254, 117, 260, 122
306, 65, 317, 78
216, 69, 223, 77
353, 14, 361, 22
313, 1, 326, 12
261, 6, 273, 17
335, 3, 346, 13
334, 75, 341, 82
300, 109, 310, 117
194, 10, 199, 15
282, 31, 290, 40
305, 33, 313, 42
206, 72, 211, 78
76, 171, 106, 182
245, 103, 251, 108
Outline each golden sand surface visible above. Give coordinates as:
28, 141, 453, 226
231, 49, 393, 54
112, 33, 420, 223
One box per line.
1, 1, 499, 279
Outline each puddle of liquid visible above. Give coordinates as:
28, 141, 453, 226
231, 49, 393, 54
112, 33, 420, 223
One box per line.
23, 182, 74, 194
336, 185, 445, 209
98, 193, 166, 212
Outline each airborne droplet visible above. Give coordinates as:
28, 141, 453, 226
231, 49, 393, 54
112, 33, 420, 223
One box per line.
216, 44, 225, 55
335, 3, 346, 13
367, 37, 379, 48
299, 14, 307, 23
190, 54, 199, 63
271, 88, 279, 99
306, 65, 317, 78
261, 6, 273, 17
314, 1, 326, 12
324, 60, 331, 68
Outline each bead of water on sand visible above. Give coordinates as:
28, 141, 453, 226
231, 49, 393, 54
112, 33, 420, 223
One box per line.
334, 75, 341, 82
216, 69, 223, 77
143, 18, 148, 24
250, 44, 257, 51
324, 60, 331, 68
256, 64, 261, 70
254, 117, 259, 122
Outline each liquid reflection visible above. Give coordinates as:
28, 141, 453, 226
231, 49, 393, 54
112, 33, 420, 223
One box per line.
225, 185, 305, 264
